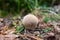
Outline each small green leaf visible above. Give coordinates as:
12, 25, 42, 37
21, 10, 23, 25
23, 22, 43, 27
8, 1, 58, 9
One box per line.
16, 25, 24, 33
43, 17, 49, 23
46, 28, 52, 31
43, 29, 48, 33
43, 28, 52, 33
50, 17, 58, 21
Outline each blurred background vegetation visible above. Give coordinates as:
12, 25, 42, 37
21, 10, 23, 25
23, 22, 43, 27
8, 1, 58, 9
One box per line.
0, 0, 60, 18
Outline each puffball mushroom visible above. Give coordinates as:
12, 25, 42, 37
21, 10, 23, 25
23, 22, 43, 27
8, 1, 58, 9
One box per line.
22, 14, 39, 30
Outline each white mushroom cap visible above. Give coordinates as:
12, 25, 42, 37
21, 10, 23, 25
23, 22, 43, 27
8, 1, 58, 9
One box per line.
22, 14, 38, 30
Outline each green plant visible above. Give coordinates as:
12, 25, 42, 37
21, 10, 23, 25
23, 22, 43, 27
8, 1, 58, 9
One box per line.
16, 25, 24, 33
0, 0, 59, 17
43, 17, 50, 23
50, 17, 58, 21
